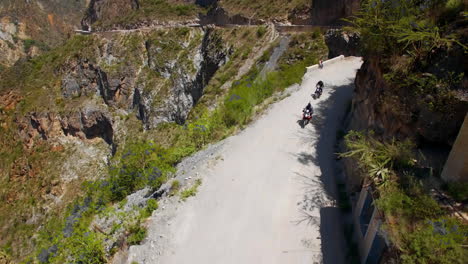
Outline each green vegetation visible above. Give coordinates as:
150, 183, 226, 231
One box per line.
180, 179, 202, 201
342, 131, 468, 263
340, 131, 415, 186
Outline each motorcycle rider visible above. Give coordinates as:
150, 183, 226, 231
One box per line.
303, 102, 313, 115
315, 80, 324, 96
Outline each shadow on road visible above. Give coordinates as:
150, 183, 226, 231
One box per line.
292, 80, 355, 264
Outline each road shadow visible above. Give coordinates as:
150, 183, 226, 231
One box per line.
292, 80, 355, 264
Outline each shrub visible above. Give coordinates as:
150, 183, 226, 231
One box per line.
256, 26, 267, 38
169, 180, 181, 196
127, 221, 147, 245
147, 198, 158, 211
108, 141, 175, 201
377, 183, 442, 221
400, 218, 468, 264
340, 131, 415, 185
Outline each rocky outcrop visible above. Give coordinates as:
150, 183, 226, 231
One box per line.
0, 17, 27, 67
200, 6, 261, 25
59, 28, 228, 128
325, 29, 361, 58
17, 107, 114, 148
349, 59, 468, 146
61, 59, 136, 108
134, 28, 229, 127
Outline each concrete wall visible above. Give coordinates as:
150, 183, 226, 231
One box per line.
353, 188, 388, 264
441, 114, 468, 182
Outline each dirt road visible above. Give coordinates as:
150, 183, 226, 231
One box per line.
127, 56, 363, 264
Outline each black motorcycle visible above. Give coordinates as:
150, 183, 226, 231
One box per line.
312, 81, 324, 99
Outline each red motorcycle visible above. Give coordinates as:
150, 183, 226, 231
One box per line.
301, 109, 313, 127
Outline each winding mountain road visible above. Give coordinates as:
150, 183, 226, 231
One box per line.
127, 56, 363, 264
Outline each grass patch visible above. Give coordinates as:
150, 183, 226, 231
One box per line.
180, 179, 202, 201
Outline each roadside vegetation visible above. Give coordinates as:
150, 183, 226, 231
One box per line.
341, 131, 467, 263
180, 179, 202, 201
342, 0, 467, 262
345, 0, 466, 112
0, 27, 327, 262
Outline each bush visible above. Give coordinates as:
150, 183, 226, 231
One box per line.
147, 198, 158, 211
401, 218, 468, 264
127, 221, 147, 245
169, 180, 181, 196
108, 141, 175, 201
377, 183, 442, 221
256, 26, 267, 38
446, 182, 468, 202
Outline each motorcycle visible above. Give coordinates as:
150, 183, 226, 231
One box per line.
312, 88, 322, 99
301, 109, 313, 127
312, 81, 324, 99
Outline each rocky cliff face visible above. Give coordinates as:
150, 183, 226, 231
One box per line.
325, 29, 361, 58
17, 107, 114, 148
349, 58, 468, 147
309, 0, 359, 25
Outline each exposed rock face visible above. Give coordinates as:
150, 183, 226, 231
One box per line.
310, 0, 359, 25
325, 29, 361, 58
133, 28, 229, 127
61, 59, 136, 108
61, 60, 105, 99
59, 28, 228, 128
349, 59, 468, 146
17, 107, 114, 148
